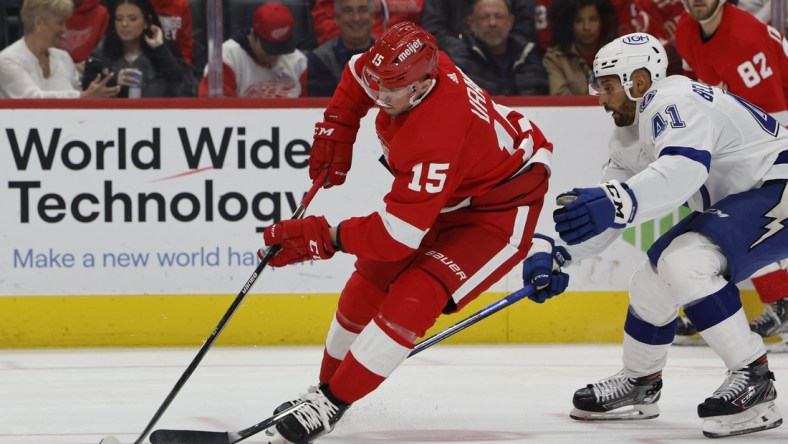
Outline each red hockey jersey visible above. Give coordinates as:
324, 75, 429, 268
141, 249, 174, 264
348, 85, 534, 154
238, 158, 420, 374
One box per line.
634, 0, 685, 43
330, 52, 554, 262
674, 3, 788, 124
149, 0, 194, 64
63, 0, 109, 63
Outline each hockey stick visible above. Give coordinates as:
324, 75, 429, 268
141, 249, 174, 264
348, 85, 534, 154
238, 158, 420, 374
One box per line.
101, 170, 329, 444
408, 283, 536, 357
148, 284, 536, 444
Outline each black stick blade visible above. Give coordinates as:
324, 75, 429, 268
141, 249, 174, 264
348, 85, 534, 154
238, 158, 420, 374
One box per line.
149, 429, 231, 444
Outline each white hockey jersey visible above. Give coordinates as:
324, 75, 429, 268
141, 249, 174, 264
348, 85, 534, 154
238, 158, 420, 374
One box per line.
567, 75, 788, 261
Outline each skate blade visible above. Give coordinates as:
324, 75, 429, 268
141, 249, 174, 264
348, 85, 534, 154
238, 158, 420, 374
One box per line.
672, 335, 707, 346
570, 403, 659, 421
262, 428, 296, 444
702, 401, 783, 438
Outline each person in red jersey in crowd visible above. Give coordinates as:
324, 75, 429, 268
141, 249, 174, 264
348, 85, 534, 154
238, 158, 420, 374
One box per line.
257, 21, 559, 444
198, 2, 307, 98
62, 0, 109, 67
148, 0, 194, 64
312, 0, 423, 44
634, 0, 684, 44
673, 0, 788, 351
631, 0, 686, 75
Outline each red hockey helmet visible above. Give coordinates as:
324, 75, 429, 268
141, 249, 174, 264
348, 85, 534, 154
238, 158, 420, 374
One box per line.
362, 21, 439, 91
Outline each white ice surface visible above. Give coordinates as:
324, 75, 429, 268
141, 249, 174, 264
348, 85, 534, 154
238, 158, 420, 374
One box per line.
2, 344, 787, 443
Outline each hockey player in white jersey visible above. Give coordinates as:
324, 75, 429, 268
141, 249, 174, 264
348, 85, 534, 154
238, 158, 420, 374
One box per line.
526, 32, 788, 438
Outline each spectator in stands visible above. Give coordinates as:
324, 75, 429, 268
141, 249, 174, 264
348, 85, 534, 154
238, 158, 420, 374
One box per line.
422, 0, 536, 58
63, 0, 109, 68
198, 2, 307, 98
312, 0, 423, 44
736, 0, 787, 33
149, 0, 194, 64
307, 0, 375, 96
632, 0, 685, 75
83, 0, 195, 97
535, 0, 634, 52
543, 0, 617, 95
449, 0, 547, 95
0, 0, 119, 98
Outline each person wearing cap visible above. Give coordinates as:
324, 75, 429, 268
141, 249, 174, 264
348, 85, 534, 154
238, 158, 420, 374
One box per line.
197, 2, 307, 98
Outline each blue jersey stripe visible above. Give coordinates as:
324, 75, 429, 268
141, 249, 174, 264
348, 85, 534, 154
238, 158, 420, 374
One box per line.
659, 146, 712, 172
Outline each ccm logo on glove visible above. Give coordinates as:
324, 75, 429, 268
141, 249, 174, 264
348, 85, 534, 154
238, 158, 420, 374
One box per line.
260, 216, 337, 267
315, 127, 335, 137
604, 181, 629, 224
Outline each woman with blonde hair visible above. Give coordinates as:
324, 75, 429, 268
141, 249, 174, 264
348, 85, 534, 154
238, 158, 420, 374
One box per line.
0, 0, 119, 98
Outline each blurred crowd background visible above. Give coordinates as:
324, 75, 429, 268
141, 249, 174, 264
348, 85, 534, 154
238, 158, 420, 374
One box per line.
0, 0, 785, 99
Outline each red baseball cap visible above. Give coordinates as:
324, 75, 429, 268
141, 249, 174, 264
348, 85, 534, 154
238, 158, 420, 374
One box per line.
253, 2, 296, 55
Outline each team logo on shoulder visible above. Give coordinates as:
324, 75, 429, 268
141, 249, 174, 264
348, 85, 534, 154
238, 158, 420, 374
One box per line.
640, 90, 657, 113
622, 34, 650, 45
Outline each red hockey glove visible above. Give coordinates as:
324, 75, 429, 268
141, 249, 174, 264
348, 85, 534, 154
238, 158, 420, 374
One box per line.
259, 216, 337, 267
310, 108, 358, 188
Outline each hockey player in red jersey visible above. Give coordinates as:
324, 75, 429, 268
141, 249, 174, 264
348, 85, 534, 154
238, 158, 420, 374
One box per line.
257, 21, 556, 444
673, 0, 788, 351
675, 0, 788, 124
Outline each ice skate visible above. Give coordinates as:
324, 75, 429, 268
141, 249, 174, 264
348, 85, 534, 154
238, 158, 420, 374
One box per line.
698, 354, 783, 438
571, 370, 662, 420
265, 384, 350, 444
672, 314, 707, 346
750, 300, 788, 353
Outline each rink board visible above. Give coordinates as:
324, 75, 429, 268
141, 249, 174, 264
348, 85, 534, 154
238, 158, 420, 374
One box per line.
0, 290, 765, 347
0, 98, 759, 347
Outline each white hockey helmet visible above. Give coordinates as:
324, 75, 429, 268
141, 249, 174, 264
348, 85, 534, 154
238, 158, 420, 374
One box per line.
591, 33, 668, 101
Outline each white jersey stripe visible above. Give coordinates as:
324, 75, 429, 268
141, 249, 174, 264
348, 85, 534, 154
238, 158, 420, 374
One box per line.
350, 320, 410, 377
451, 206, 530, 304
378, 209, 428, 249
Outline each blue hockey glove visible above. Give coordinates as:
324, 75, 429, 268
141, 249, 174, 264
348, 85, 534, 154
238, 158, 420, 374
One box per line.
553, 180, 637, 245
522, 234, 571, 303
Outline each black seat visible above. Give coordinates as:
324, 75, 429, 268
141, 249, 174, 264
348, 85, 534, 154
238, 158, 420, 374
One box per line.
1, 0, 24, 50
225, 0, 317, 51
188, 0, 208, 71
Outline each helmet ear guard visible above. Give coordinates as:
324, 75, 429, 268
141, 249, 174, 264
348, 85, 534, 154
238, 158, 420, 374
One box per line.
592, 33, 668, 101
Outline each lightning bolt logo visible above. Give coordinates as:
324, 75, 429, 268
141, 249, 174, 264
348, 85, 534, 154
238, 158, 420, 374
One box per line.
751, 184, 788, 249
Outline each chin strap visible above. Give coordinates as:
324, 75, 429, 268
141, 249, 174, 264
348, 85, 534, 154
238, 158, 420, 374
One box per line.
407, 78, 437, 110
